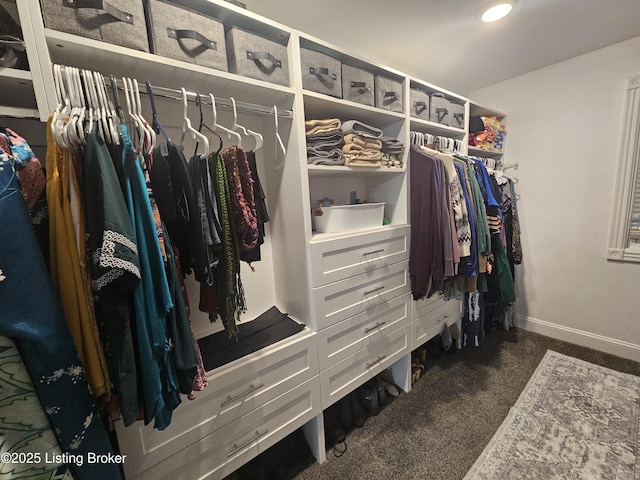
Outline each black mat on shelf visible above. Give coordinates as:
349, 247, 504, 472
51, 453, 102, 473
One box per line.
198, 306, 305, 371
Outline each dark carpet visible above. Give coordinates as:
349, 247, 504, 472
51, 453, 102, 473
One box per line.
290, 328, 640, 480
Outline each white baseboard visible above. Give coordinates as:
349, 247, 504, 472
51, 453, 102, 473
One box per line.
517, 315, 640, 362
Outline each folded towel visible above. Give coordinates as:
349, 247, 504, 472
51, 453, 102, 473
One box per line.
345, 156, 382, 168
306, 118, 341, 136
344, 133, 382, 150
380, 136, 404, 154
341, 120, 383, 139
306, 129, 344, 151
307, 147, 345, 166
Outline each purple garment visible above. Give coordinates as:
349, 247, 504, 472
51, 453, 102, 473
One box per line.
409, 145, 444, 300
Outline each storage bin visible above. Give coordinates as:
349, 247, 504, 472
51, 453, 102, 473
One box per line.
449, 101, 465, 129
41, 0, 149, 52
409, 88, 430, 120
300, 48, 342, 98
341, 64, 374, 106
375, 76, 403, 113
314, 203, 385, 233
145, 0, 227, 71
226, 27, 289, 86
429, 93, 450, 125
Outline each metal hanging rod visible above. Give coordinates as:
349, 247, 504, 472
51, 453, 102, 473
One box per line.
55, 64, 293, 119
131, 81, 294, 120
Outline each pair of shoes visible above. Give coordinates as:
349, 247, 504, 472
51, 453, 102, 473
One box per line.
350, 391, 367, 427
376, 370, 400, 399
324, 404, 346, 451
426, 337, 444, 359
357, 380, 380, 416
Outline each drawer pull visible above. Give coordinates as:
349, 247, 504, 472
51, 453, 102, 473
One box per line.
350, 81, 371, 93
63, 0, 134, 25
227, 429, 269, 457
366, 355, 387, 369
362, 248, 385, 256
437, 314, 449, 325
364, 321, 386, 333
220, 383, 264, 408
309, 67, 337, 81
363, 286, 384, 296
246, 51, 282, 68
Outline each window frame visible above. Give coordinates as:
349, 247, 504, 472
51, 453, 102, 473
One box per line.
608, 75, 640, 263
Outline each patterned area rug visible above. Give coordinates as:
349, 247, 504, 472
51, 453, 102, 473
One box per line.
465, 350, 640, 479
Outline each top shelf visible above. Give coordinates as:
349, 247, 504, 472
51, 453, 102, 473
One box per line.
44, 29, 295, 109
303, 90, 404, 128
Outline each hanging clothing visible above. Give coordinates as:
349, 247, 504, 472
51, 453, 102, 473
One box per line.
222, 145, 259, 252
187, 151, 221, 286
45, 119, 111, 403
0, 335, 74, 480
409, 145, 444, 299
455, 161, 478, 292
84, 122, 140, 427
240, 150, 270, 265
210, 149, 246, 336
150, 141, 199, 276
0, 148, 123, 480
119, 124, 180, 430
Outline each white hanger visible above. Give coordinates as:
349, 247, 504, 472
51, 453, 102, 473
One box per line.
51, 64, 69, 148
209, 93, 241, 146
273, 105, 286, 169
180, 87, 209, 157
133, 79, 156, 152
229, 96, 263, 150
95, 72, 119, 145
64, 67, 85, 149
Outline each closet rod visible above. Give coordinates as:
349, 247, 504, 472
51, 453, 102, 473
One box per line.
54, 65, 292, 119
111, 78, 294, 119
501, 162, 519, 171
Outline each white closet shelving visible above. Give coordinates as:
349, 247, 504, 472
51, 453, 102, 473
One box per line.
468, 101, 507, 159
11, 1, 508, 478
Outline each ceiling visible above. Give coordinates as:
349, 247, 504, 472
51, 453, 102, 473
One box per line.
246, 0, 640, 96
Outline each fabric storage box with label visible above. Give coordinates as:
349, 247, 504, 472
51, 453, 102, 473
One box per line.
314, 203, 385, 234
145, 0, 227, 71
375, 76, 403, 113
300, 48, 342, 98
341, 64, 374, 106
429, 93, 450, 125
409, 88, 430, 120
449, 101, 465, 130
40, 0, 149, 52
226, 27, 289, 86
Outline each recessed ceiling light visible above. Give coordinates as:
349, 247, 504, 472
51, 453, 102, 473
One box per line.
481, 2, 514, 22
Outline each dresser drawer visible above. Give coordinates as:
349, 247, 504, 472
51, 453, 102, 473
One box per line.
317, 293, 411, 371
312, 260, 410, 331
117, 331, 317, 478
310, 226, 410, 287
131, 376, 321, 480
413, 298, 461, 349
413, 292, 449, 316
320, 323, 411, 409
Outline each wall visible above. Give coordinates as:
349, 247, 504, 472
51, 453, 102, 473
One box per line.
470, 36, 640, 361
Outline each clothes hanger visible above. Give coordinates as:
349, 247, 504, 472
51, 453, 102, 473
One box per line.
133, 79, 155, 153
51, 64, 69, 148
195, 92, 223, 155
273, 105, 286, 169
229, 96, 263, 151
180, 87, 209, 157
63, 66, 84, 149
146, 81, 171, 146
208, 93, 241, 146
95, 72, 119, 145
82, 69, 101, 140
